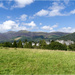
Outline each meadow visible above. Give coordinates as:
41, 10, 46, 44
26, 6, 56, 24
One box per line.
0, 48, 75, 74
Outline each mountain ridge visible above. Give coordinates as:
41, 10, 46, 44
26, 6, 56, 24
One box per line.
0, 30, 70, 42
58, 32, 75, 41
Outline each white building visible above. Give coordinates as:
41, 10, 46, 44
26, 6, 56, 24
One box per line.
36, 43, 39, 46
56, 40, 74, 45
46, 41, 50, 45
32, 42, 35, 46
22, 43, 25, 45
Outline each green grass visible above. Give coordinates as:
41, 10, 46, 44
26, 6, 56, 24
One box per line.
0, 48, 75, 74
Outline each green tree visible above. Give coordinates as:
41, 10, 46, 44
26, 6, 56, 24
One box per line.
48, 42, 67, 50
29, 41, 32, 48
39, 40, 47, 49
4, 42, 12, 47
0, 43, 4, 47
17, 40, 23, 48
51, 40, 55, 43
68, 43, 75, 51
25, 39, 27, 43
24, 41, 33, 48
24, 42, 29, 48
12, 41, 17, 48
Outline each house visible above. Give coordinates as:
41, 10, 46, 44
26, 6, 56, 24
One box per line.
22, 43, 25, 46
32, 42, 35, 46
36, 43, 39, 46
56, 40, 74, 45
46, 41, 50, 45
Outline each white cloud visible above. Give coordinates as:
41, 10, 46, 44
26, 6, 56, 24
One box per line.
41, 26, 53, 30
7, 0, 12, 4
58, 27, 75, 33
34, 2, 66, 17
0, 20, 27, 32
70, 9, 75, 14
22, 21, 36, 27
11, 0, 34, 9
0, 3, 8, 9
0, 20, 18, 32
34, 9, 49, 16
34, 2, 75, 17
52, 25, 58, 28
20, 14, 27, 21
41, 24, 58, 31
64, 0, 69, 4
40, 23, 42, 25
7, 16, 11, 19
14, 26, 27, 31
34, 1, 75, 17
48, 2, 65, 16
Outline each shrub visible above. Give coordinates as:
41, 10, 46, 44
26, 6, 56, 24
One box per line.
48, 42, 67, 50
68, 44, 75, 51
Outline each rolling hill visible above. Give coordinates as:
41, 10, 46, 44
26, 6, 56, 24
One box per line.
0, 30, 69, 42
58, 32, 75, 41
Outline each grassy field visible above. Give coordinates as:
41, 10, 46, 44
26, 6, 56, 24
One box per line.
0, 48, 75, 74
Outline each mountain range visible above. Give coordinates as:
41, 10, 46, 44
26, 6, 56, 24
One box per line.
0, 30, 70, 42
58, 32, 75, 41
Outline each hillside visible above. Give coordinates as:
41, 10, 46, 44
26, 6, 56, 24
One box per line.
58, 32, 75, 41
0, 30, 69, 42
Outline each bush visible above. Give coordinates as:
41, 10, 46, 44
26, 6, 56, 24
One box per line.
68, 44, 75, 51
48, 42, 67, 50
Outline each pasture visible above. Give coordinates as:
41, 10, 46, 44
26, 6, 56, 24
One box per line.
0, 48, 75, 74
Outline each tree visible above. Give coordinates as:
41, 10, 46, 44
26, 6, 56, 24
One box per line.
39, 40, 47, 49
28, 41, 32, 48
48, 41, 67, 50
0, 43, 4, 47
24, 41, 33, 48
12, 41, 17, 48
17, 40, 23, 48
24, 42, 29, 48
25, 39, 27, 43
4, 42, 12, 47
51, 40, 55, 43
68, 43, 75, 51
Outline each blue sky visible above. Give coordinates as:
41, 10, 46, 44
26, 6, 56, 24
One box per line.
0, 0, 75, 33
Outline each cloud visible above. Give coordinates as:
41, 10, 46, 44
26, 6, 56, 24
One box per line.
64, 0, 69, 4
34, 2, 65, 17
41, 26, 53, 30
52, 24, 58, 28
0, 20, 19, 32
20, 14, 28, 21
58, 27, 75, 33
40, 23, 42, 25
34, 9, 49, 16
41, 24, 58, 31
11, 0, 34, 9
0, 3, 8, 9
34, 2, 75, 17
70, 9, 75, 14
7, 16, 11, 19
7, 0, 13, 4
22, 21, 36, 27
48, 2, 65, 16
0, 20, 27, 32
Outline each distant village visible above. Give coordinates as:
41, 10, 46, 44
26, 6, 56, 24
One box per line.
21, 40, 74, 47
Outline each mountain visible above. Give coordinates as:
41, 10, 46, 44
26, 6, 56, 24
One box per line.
0, 30, 69, 42
57, 32, 75, 41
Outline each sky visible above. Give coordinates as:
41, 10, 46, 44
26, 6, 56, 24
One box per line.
0, 0, 75, 33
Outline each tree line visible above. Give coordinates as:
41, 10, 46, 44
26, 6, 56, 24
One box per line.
0, 39, 75, 51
